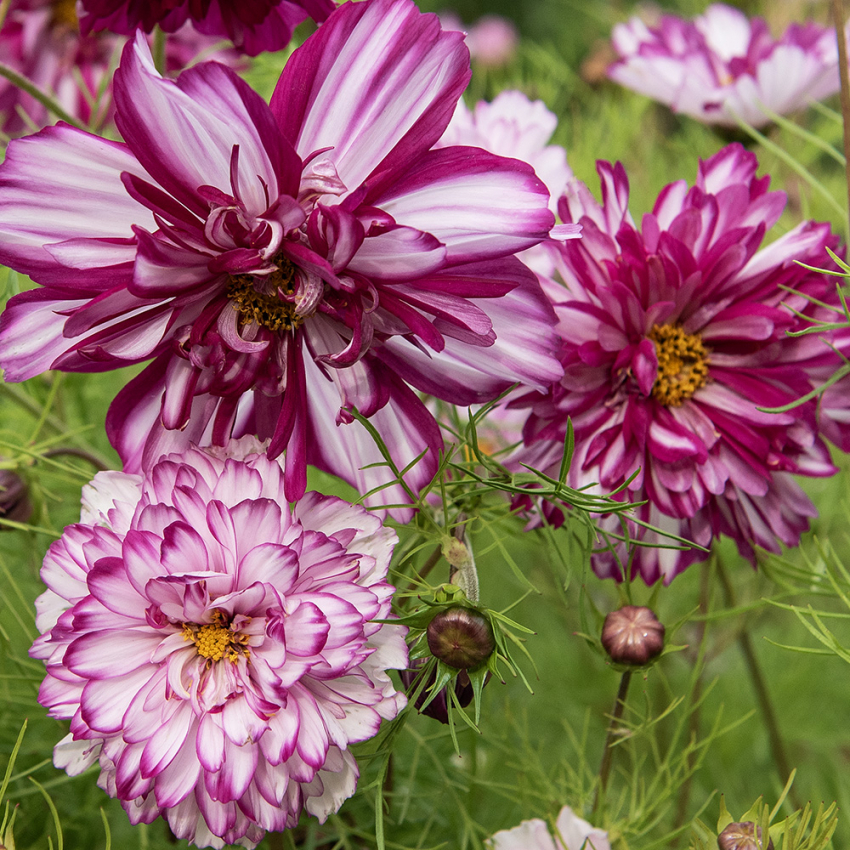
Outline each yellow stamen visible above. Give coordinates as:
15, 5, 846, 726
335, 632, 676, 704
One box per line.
649, 324, 709, 406
182, 614, 250, 664
228, 257, 304, 332
51, 0, 79, 29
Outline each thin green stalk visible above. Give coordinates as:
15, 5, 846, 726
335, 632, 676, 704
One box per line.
717, 561, 803, 811
593, 669, 632, 815
0, 62, 86, 129
832, 0, 850, 228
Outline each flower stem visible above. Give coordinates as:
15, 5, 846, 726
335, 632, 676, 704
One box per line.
716, 560, 802, 810
42, 448, 108, 471
593, 669, 632, 815
0, 62, 86, 130
152, 26, 167, 75
832, 0, 850, 235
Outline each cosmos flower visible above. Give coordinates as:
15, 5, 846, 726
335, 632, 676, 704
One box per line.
513, 143, 848, 583
30, 438, 407, 849
77, 0, 336, 56
0, 0, 243, 135
0, 0, 566, 515
488, 805, 610, 850
608, 3, 839, 127
438, 11, 518, 67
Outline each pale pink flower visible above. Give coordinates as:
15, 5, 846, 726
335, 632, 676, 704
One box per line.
438, 11, 518, 67
31, 438, 407, 849
489, 805, 611, 850
608, 3, 839, 127
0, 0, 566, 517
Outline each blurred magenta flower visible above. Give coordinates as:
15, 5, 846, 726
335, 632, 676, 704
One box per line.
608, 3, 839, 127
488, 805, 610, 850
0, 0, 243, 135
0, 0, 565, 514
514, 144, 848, 583
30, 438, 407, 849
438, 11, 518, 67
78, 0, 336, 56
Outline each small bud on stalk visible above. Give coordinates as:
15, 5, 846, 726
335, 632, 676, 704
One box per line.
717, 821, 774, 850
601, 605, 665, 666
400, 660, 477, 725
427, 608, 495, 669
0, 469, 32, 525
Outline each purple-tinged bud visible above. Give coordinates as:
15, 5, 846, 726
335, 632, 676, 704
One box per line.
427, 608, 495, 669
400, 661, 476, 725
0, 470, 31, 525
601, 605, 665, 666
717, 822, 774, 850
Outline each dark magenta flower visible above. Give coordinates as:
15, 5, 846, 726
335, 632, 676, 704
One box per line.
0, 0, 565, 516
77, 0, 336, 56
513, 144, 849, 582
608, 3, 839, 128
31, 438, 407, 848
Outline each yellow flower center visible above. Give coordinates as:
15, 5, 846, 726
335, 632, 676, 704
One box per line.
51, 0, 79, 29
648, 324, 709, 406
228, 257, 304, 332
183, 615, 250, 664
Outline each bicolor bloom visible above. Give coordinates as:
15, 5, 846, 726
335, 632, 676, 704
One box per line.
30, 438, 407, 849
514, 144, 849, 583
488, 805, 610, 850
78, 0, 336, 56
608, 3, 839, 127
0, 0, 243, 135
0, 0, 566, 515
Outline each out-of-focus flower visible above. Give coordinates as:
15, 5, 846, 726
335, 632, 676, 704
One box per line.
513, 144, 849, 583
0, 1, 243, 135
0, 467, 32, 523
78, 0, 336, 56
601, 605, 664, 666
30, 438, 407, 849
608, 3, 839, 127
718, 821, 774, 850
488, 805, 611, 850
0, 0, 567, 517
439, 11, 518, 67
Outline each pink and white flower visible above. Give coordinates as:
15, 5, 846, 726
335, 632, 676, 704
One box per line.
78, 0, 336, 56
438, 11, 518, 67
0, 0, 565, 515
608, 3, 839, 127
488, 805, 610, 850
31, 438, 407, 849
0, 0, 243, 135
513, 144, 849, 583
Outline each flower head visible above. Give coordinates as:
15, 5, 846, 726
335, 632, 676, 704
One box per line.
513, 144, 848, 582
488, 805, 611, 850
601, 605, 664, 666
608, 3, 839, 127
0, 0, 564, 517
718, 822, 774, 850
78, 0, 336, 55
31, 437, 407, 849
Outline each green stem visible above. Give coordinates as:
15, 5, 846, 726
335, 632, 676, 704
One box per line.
42, 448, 108, 472
593, 669, 632, 815
717, 561, 802, 810
0, 62, 86, 130
152, 26, 167, 76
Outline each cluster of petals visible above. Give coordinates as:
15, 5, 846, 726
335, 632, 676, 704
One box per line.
0, 0, 566, 517
608, 3, 840, 127
512, 143, 849, 583
0, 0, 242, 135
77, 0, 336, 56
30, 438, 407, 849
488, 805, 610, 850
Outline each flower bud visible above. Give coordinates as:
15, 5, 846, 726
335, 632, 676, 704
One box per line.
0, 469, 31, 525
601, 605, 665, 666
400, 660, 476, 725
427, 608, 495, 669
717, 821, 774, 850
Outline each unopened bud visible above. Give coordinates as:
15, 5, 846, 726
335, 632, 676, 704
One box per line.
0, 470, 31, 525
427, 608, 495, 669
717, 822, 773, 850
400, 660, 477, 725
601, 605, 665, 666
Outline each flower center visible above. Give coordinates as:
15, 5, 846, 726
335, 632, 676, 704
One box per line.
228, 256, 304, 332
51, 0, 79, 29
182, 616, 249, 664
648, 324, 709, 406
